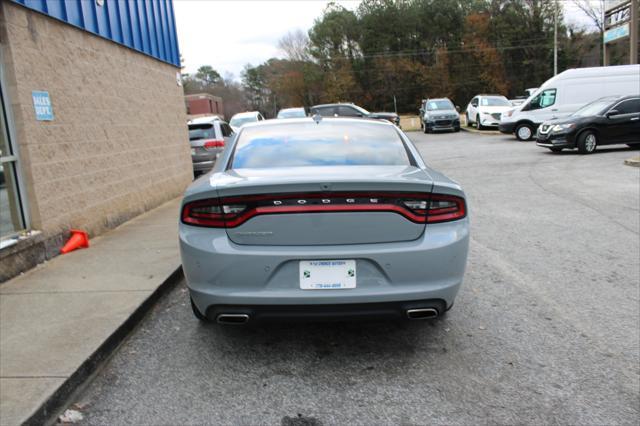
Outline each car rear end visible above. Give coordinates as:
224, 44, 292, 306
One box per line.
179, 119, 469, 324
188, 122, 224, 175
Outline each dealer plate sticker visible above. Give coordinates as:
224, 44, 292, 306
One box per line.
299, 260, 356, 290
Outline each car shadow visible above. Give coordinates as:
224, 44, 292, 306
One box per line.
543, 145, 639, 155
195, 315, 452, 368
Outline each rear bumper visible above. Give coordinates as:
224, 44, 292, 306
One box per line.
205, 299, 447, 323
192, 159, 215, 172
180, 218, 470, 315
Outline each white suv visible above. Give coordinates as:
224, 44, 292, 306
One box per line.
465, 95, 512, 130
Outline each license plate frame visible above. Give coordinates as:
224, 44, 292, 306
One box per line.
299, 260, 356, 290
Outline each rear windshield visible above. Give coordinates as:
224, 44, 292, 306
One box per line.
188, 124, 215, 141
277, 109, 306, 118
231, 121, 412, 169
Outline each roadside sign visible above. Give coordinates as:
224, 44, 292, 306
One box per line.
604, 23, 630, 43
32, 91, 54, 121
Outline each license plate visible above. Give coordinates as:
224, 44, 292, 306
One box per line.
299, 260, 356, 290
191, 148, 196, 155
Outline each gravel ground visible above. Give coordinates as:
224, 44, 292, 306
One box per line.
73, 132, 639, 426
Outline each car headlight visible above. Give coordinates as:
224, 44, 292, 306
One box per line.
504, 110, 513, 118
551, 123, 576, 132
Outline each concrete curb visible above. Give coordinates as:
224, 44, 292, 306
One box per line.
24, 267, 184, 426
460, 126, 502, 136
624, 156, 640, 167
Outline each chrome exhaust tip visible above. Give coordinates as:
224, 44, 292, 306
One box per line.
216, 313, 250, 325
406, 308, 439, 320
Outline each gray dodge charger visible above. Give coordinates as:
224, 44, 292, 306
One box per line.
179, 117, 469, 324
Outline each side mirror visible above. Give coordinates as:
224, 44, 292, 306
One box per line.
455, 105, 461, 112
606, 109, 619, 119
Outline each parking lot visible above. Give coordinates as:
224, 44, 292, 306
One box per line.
73, 131, 639, 425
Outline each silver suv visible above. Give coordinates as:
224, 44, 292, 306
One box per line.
188, 117, 234, 176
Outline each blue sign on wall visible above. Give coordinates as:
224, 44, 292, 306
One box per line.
32, 91, 54, 121
604, 23, 630, 44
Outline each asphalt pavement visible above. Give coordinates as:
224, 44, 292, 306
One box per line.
71, 132, 639, 425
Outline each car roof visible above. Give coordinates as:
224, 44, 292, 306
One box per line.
311, 103, 355, 108
188, 116, 222, 125
426, 98, 452, 102
239, 116, 394, 130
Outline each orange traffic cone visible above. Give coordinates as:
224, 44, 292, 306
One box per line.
60, 229, 89, 254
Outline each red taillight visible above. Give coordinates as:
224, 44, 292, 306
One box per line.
425, 194, 466, 223
203, 140, 224, 149
181, 199, 226, 227
181, 192, 466, 228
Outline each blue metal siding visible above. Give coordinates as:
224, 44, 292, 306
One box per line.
12, 0, 180, 67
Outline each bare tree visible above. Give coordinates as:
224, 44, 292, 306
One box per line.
278, 29, 311, 62
572, 0, 606, 33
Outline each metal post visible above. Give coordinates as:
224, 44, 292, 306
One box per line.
554, 0, 558, 75
631, 0, 638, 64
393, 95, 397, 114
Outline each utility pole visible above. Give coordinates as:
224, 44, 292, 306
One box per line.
631, 0, 638, 64
553, 0, 558, 75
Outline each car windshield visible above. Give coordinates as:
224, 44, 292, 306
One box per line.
427, 100, 454, 111
277, 109, 306, 118
231, 121, 411, 169
571, 98, 617, 117
230, 116, 257, 128
188, 124, 215, 141
480, 97, 510, 107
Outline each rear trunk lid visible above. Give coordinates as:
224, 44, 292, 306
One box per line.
215, 165, 433, 246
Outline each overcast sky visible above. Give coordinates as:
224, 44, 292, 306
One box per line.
174, 0, 597, 79
174, 0, 360, 78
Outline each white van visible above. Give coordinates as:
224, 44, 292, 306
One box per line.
499, 65, 640, 140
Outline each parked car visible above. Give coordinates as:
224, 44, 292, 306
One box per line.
229, 111, 265, 132
535, 95, 640, 154
188, 117, 234, 175
180, 117, 469, 324
465, 95, 512, 130
421, 98, 460, 133
277, 107, 307, 119
500, 65, 640, 141
309, 103, 400, 126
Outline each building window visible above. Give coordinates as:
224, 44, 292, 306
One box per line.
0, 73, 28, 248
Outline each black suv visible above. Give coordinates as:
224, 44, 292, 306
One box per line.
310, 103, 400, 127
536, 95, 640, 154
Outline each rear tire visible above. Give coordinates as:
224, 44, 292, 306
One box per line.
627, 143, 639, 148
577, 131, 598, 154
466, 112, 473, 127
190, 297, 207, 321
515, 123, 534, 141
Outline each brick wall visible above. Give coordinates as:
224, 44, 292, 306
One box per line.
0, 2, 192, 250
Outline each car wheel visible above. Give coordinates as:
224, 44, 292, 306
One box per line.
454, 126, 461, 132
549, 147, 563, 153
190, 297, 207, 321
515, 123, 534, 141
627, 143, 639, 148
423, 123, 430, 133
475, 115, 483, 130
466, 112, 472, 127
577, 131, 598, 154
